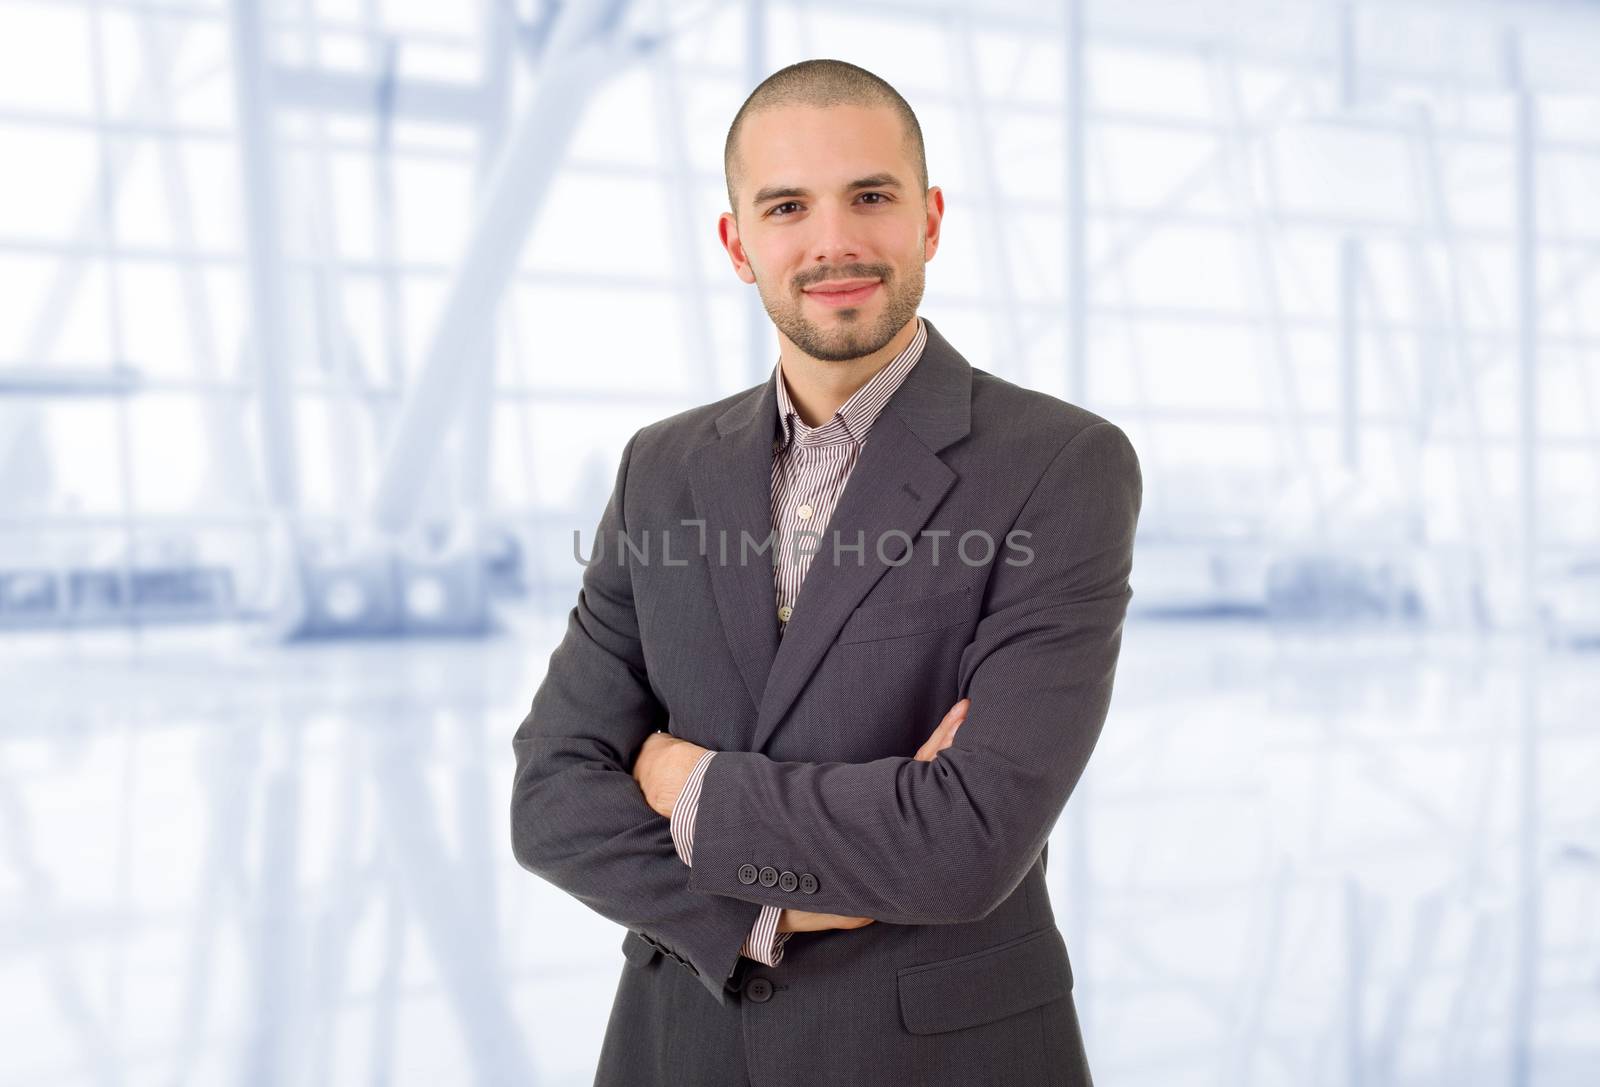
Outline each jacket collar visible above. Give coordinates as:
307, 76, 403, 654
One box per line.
774, 315, 928, 451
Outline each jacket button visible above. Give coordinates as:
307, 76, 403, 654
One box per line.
799, 873, 818, 894
779, 870, 798, 892
744, 976, 773, 1003
758, 866, 779, 887
738, 864, 758, 885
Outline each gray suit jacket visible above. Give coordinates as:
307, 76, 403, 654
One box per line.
511, 316, 1141, 1086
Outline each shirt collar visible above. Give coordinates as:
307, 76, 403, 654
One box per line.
774, 316, 927, 452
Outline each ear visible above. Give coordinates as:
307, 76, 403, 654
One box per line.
719, 211, 757, 285
922, 186, 945, 263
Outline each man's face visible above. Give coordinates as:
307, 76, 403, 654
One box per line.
719, 103, 943, 363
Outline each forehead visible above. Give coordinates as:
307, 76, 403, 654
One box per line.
738, 102, 911, 181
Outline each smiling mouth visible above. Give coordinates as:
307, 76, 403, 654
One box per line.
804, 280, 881, 307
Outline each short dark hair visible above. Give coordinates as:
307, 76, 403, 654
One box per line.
724, 58, 928, 219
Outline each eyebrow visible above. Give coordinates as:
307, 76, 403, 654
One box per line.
750, 173, 905, 209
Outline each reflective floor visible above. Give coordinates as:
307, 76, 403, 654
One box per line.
2, 611, 1596, 1085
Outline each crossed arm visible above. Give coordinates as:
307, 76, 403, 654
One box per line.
635, 697, 973, 943
511, 420, 1140, 1001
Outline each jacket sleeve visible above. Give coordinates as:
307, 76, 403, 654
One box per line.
684, 421, 1142, 925
509, 429, 762, 1005
671, 750, 793, 967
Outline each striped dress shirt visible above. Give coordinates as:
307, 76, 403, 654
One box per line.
668, 316, 929, 968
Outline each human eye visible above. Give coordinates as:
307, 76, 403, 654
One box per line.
859, 192, 891, 205
768, 201, 802, 217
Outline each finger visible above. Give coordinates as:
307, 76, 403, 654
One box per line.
934, 699, 969, 741
917, 700, 970, 761
943, 698, 969, 731
936, 701, 971, 753
922, 728, 953, 757
928, 698, 967, 739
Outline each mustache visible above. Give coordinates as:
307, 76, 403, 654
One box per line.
798, 267, 891, 289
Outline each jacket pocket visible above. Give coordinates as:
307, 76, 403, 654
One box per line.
896, 926, 1073, 1035
837, 583, 973, 645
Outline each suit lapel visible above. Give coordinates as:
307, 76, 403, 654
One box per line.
749, 408, 958, 752
688, 316, 974, 751
688, 375, 784, 715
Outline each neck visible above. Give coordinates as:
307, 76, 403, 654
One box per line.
777, 317, 920, 428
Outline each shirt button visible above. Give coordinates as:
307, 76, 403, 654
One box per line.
777, 605, 792, 622
797, 503, 813, 520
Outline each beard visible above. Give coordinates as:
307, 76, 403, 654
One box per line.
754, 258, 925, 362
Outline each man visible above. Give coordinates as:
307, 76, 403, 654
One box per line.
510, 58, 1141, 1086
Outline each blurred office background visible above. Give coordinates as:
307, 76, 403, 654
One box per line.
1, 0, 1597, 1083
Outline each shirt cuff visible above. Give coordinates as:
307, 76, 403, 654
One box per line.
740, 905, 793, 967
669, 749, 717, 867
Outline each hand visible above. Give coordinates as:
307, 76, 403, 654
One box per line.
774, 697, 971, 936
777, 908, 876, 933
913, 697, 969, 762
631, 731, 709, 818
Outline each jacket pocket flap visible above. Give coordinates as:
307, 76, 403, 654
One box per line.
897, 926, 1072, 1035
838, 583, 973, 645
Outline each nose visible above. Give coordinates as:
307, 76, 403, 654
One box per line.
807, 202, 860, 267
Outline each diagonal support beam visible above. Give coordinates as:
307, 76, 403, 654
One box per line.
370, 1, 644, 533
